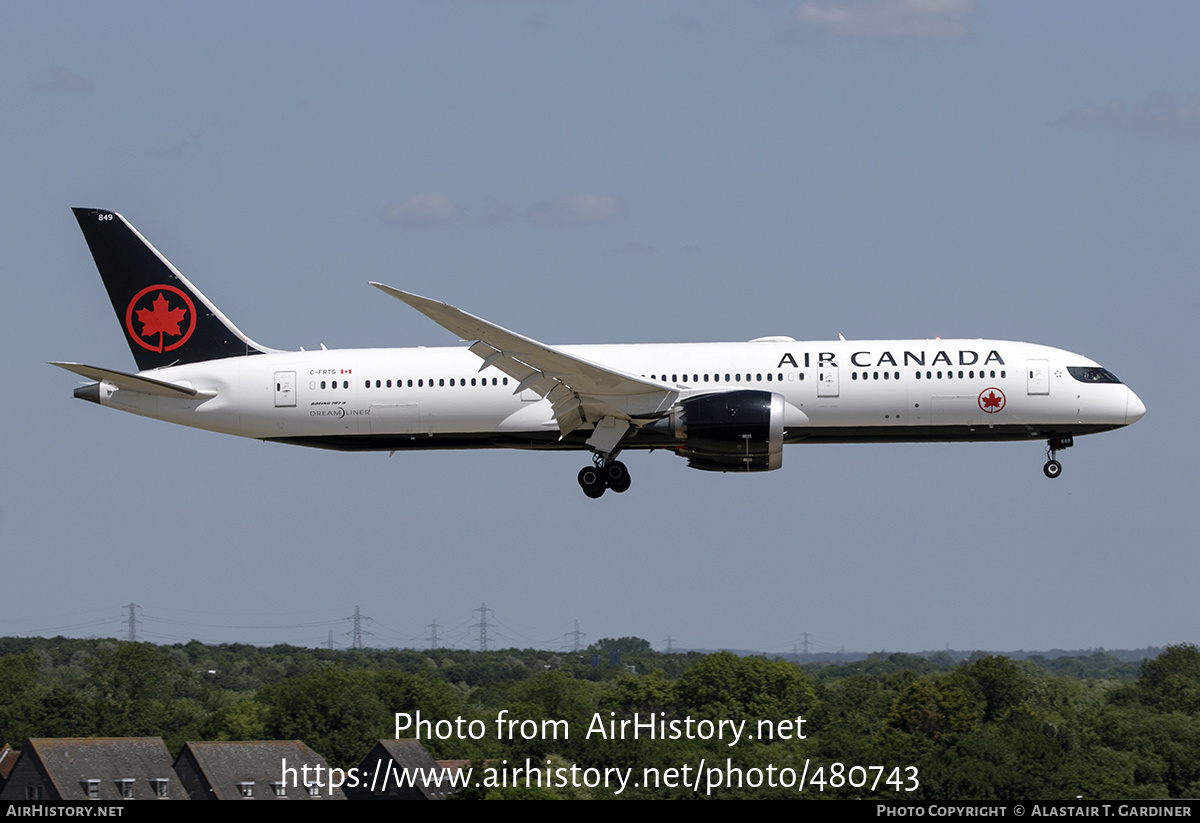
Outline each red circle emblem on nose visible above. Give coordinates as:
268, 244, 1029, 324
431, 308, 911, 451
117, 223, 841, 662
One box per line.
125, 284, 197, 353
978, 388, 1006, 414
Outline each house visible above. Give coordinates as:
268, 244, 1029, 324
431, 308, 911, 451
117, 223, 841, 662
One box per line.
0, 738, 179, 801
0, 745, 15, 792
344, 739, 453, 800
173, 741, 345, 800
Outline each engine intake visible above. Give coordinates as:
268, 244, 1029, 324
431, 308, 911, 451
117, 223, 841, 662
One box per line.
662, 390, 785, 472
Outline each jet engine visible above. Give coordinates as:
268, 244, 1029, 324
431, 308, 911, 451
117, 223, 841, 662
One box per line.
653, 390, 786, 472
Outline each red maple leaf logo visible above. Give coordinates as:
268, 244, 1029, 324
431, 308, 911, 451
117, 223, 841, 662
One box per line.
981, 392, 1001, 409
135, 292, 188, 351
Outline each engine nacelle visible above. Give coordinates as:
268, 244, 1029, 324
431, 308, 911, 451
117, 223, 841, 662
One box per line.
658, 390, 786, 472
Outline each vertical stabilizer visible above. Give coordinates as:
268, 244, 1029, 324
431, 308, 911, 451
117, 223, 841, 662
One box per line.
72, 208, 273, 371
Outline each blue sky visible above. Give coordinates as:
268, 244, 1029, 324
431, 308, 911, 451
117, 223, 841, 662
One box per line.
2, 1, 1197, 654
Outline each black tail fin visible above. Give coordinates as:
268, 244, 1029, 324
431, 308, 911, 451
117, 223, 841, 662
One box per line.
73, 208, 273, 371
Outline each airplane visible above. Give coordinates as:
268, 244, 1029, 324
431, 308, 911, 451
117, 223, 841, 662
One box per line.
53, 208, 1146, 498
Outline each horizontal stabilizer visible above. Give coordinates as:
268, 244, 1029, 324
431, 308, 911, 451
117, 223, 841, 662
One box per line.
48, 362, 205, 398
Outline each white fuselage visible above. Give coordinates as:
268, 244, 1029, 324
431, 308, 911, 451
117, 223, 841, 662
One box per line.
89, 338, 1144, 453
63, 208, 1146, 492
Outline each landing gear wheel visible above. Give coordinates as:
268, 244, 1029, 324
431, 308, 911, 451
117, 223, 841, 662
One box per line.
578, 466, 606, 498
1043, 436, 1071, 479
604, 461, 631, 493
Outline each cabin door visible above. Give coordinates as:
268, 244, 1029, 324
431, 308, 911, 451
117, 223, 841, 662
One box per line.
274, 371, 296, 407
1026, 360, 1049, 395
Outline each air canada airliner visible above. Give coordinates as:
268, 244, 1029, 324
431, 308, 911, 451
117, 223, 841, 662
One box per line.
54, 209, 1145, 498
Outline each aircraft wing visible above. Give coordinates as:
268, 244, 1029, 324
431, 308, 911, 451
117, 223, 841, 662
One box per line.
370, 284, 678, 435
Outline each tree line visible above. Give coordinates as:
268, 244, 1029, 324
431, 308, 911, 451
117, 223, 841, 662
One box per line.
1, 636, 1197, 798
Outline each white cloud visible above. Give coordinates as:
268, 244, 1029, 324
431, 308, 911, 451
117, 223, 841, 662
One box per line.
31, 68, 93, 94
380, 191, 458, 228
795, 0, 975, 40
1056, 91, 1200, 139
529, 193, 626, 227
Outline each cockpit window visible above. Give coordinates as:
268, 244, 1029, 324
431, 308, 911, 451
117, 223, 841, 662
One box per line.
1067, 366, 1123, 384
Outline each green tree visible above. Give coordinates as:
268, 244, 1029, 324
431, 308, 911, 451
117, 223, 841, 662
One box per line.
598, 672, 676, 716
675, 652, 816, 731
85, 643, 212, 743
0, 652, 45, 743
1138, 644, 1200, 713
589, 637, 652, 654
888, 676, 979, 740
255, 666, 387, 768
961, 656, 1032, 722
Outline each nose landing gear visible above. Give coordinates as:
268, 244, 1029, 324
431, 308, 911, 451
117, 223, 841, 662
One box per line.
1043, 435, 1073, 479
577, 453, 631, 498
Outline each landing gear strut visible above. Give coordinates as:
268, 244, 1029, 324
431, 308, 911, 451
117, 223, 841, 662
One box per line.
577, 452, 631, 498
1043, 435, 1073, 479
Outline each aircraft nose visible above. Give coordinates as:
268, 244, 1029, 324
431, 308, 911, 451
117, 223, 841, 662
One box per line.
1126, 388, 1146, 425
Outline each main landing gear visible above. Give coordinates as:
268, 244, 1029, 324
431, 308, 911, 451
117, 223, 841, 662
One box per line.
1043, 435, 1073, 479
577, 453, 631, 498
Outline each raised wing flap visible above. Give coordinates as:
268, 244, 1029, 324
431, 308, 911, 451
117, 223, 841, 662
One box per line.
49, 362, 205, 398
370, 284, 678, 433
